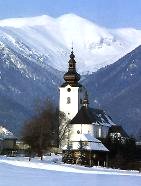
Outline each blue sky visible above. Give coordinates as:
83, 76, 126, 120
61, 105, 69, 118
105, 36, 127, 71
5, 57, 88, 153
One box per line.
0, 0, 141, 29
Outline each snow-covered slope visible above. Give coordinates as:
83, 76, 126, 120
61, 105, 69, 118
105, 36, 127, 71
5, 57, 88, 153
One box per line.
1, 14, 141, 73
0, 39, 62, 134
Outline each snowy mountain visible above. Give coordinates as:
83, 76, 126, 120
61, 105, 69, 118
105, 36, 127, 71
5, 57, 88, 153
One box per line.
1, 14, 141, 73
0, 40, 62, 134
83, 45, 141, 137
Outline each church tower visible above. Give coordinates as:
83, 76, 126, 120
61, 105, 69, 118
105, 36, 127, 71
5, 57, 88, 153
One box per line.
59, 49, 86, 120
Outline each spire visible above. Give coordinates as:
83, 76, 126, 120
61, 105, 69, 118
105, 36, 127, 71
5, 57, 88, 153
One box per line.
63, 49, 81, 87
70, 42, 75, 59
70, 46, 75, 59
83, 91, 89, 107
68, 47, 76, 70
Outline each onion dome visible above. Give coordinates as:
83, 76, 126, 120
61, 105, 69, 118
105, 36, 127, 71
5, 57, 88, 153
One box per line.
62, 49, 81, 87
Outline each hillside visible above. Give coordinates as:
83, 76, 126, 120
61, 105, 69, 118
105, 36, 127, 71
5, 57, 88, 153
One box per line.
83, 45, 141, 137
0, 41, 62, 134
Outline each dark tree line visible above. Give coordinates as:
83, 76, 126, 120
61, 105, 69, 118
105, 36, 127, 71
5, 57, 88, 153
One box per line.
101, 136, 139, 170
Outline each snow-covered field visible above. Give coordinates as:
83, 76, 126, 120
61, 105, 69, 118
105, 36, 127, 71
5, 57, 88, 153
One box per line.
0, 155, 140, 186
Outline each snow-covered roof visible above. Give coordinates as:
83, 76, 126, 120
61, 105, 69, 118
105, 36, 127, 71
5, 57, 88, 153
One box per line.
0, 126, 16, 139
70, 133, 100, 142
85, 141, 109, 152
63, 134, 109, 152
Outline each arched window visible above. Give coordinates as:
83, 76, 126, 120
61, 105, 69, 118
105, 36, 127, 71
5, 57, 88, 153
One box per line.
67, 97, 71, 104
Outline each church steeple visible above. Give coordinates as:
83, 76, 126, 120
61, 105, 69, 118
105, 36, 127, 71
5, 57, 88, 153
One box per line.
62, 49, 81, 87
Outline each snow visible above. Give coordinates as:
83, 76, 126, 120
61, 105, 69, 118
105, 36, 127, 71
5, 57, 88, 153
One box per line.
63, 134, 109, 151
0, 156, 140, 186
1, 14, 141, 73
70, 133, 99, 142
0, 126, 16, 139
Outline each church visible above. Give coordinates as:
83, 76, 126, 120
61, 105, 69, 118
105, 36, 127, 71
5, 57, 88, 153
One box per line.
59, 49, 117, 166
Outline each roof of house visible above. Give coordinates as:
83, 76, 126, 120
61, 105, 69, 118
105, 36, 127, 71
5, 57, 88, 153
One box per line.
63, 134, 109, 152
0, 126, 17, 139
70, 133, 101, 142
108, 125, 129, 138
70, 106, 114, 127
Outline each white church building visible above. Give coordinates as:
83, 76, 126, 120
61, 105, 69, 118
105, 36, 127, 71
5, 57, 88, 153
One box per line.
59, 49, 115, 166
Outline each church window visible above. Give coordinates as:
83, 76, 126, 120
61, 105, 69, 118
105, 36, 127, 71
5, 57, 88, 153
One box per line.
98, 127, 102, 138
77, 130, 80, 134
67, 97, 71, 104
67, 88, 71, 92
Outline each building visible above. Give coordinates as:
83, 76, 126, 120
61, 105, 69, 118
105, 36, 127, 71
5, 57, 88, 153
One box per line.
59, 50, 115, 166
108, 125, 129, 143
0, 126, 17, 154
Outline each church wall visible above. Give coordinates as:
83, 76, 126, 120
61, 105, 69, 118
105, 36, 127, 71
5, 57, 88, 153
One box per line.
59, 85, 79, 120
59, 85, 86, 120
101, 126, 109, 138
93, 125, 100, 138
70, 124, 94, 138
93, 125, 109, 138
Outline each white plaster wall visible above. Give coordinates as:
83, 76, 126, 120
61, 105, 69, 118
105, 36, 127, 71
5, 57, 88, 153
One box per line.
59, 85, 86, 120
70, 124, 94, 140
101, 126, 109, 138
93, 124, 110, 138
93, 125, 99, 138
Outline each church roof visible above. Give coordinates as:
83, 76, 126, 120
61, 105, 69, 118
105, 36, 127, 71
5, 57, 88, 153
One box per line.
63, 134, 109, 152
71, 133, 101, 142
70, 106, 114, 126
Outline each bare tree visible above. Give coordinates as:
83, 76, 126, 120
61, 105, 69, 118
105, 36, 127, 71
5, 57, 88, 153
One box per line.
22, 99, 58, 160
58, 112, 71, 148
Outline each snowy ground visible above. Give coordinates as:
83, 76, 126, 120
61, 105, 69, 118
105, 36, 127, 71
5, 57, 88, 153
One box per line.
0, 155, 141, 186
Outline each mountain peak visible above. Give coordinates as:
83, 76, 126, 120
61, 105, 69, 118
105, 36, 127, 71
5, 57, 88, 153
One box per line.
0, 15, 55, 28
0, 14, 141, 73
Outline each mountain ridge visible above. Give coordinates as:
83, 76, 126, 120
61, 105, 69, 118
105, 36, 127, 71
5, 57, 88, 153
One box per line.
83, 45, 141, 138
1, 14, 141, 73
